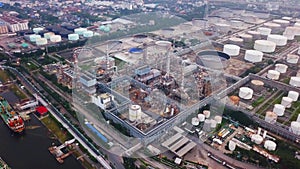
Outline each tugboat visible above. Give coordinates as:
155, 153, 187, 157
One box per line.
0, 96, 25, 133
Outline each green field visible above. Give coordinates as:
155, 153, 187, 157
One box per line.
0, 70, 10, 83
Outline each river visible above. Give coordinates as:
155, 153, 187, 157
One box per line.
0, 114, 83, 169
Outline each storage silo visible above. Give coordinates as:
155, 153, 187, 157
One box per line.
248, 31, 261, 40
43, 32, 55, 39
281, 97, 293, 108
263, 22, 281, 33
267, 34, 287, 46
192, 117, 200, 126
196, 51, 230, 70
275, 64, 288, 73
283, 32, 295, 40
29, 34, 41, 42
289, 77, 300, 87
264, 140, 277, 151
223, 44, 240, 56
273, 104, 285, 116
250, 80, 264, 92
257, 27, 272, 36
239, 33, 253, 42
203, 110, 210, 118
33, 27, 44, 34
286, 54, 299, 64
290, 121, 300, 135
284, 27, 300, 36
74, 27, 87, 35
50, 35, 62, 43
273, 19, 290, 27
68, 34, 79, 41
288, 91, 299, 101
244, 50, 263, 63
251, 134, 263, 144
214, 115, 222, 124
36, 38, 47, 46
83, 30, 94, 38
265, 111, 277, 124
198, 114, 205, 122
267, 70, 280, 80
229, 37, 244, 46
254, 40, 276, 53
129, 105, 142, 122
238, 87, 254, 100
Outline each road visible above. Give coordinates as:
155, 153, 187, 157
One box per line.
2, 66, 112, 169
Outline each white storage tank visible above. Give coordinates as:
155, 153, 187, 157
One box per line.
283, 32, 295, 40
223, 44, 240, 56
290, 121, 300, 135
248, 31, 261, 39
203, 119, 212, 132
155, 40, 172, 52
264, 140, 277, 151
129, 105, 142, 122
294, 22, 300, 27
239, 87, 254, 100
203, 110, 210, 118
229, 37, 244, 46
288, 91, 299, 101
83, 30, 93, 38
265, 111, 277, 124
251, 134, 263, 144
273, 104, 285, 116
267, 70, 280, 80
244, 50, 263, 63
43, 32, 55, 39
267, 34, 287, 46
281, 97, 293, 108
263, 22, 281, 33
286, 54, 299, 64
33, 27, 44, 34
282, 17, 292, 21
273, 19, 290, 27
198, 114, 205, 122
191, 117, 200, 126
210, 119, 217, 128
74, 27, 88, 35
289, 77, 300, 87
214, 115, 222, 124
275, 64, 288, 73
228, 140, 236, 151
36, 38, 47, 46
284, 27, 300, 36
254, 40, 276, 53
68, 34, 79, 41
239, 33, 253, 42
257, 27, 272, 36
250, 80, 264, 92
29, 34, 41, 42
50, 35, 62, 43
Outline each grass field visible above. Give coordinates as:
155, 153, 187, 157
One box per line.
0, 70, 10, 83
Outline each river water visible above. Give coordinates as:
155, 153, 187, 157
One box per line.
0, 114, 83, 169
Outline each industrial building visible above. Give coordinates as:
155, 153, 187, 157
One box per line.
0, 14, 29, 32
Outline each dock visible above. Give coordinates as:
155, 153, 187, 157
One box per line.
48, 139, 76, 163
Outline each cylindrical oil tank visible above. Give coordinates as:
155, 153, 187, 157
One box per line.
286, 54, 299, 64
223, 44, 240, 56
50, 35, 62, 43
228, 140, 236, 151
129, 105, 142, 122
250, 80, 264, 92
196, 51, 230, 70
263, 22, 281, 33
267, 70, 280, 80
257, 27, 272, 36
210, 119, 217, 128
285, 27, 300, 36
155, 40, 172, 51
74, 27, 87, 35
289, 77, 300, 87
203, 110, 210, 118
192, 117, 200, 126
128, 47, 144, 58
229, 96, 240, 105
239, 33, 253, 42
265, 111, 277, 124
267, 34, 287, 46
254, 40, 276, 53
248, 31, 261, 40
283, 32, 295, 40
229, 37, 244, 46
214, 115, 222, 124
29, 34, 41, 42
83, 31, 93, 38
133, 34, 148, 43
290, 121, 300, 135
36, 38, 47, 46
203, 119, 211, 132
33, 27, 44, 34
44, 32, 55, 39
275, 64, 288, 73
68, 34, 79, 41
273, 19, 290, 27
251, 134, 263, 144
198, 114, 205, 122
244, 50, 263, 63
239, 87, 253, 100
281, 97, 293, 108
282, 17, 292, 21
264, 140, 277, 151
295, 22, 300, 27
288, 91, 299, 101
273, 104, 285, 116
